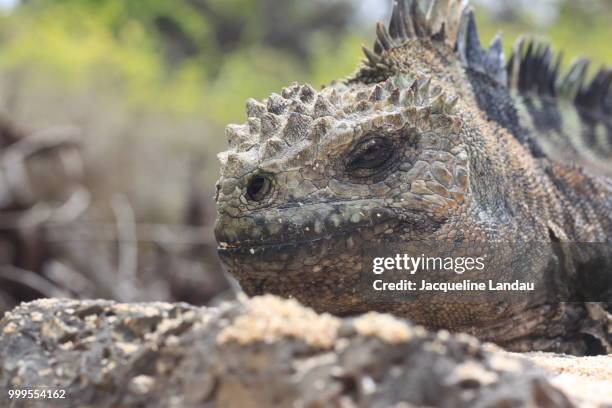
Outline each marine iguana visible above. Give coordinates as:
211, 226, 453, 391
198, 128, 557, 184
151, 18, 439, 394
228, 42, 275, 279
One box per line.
214, 0, 612, 355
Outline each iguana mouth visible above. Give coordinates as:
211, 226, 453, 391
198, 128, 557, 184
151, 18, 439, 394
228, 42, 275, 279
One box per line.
217, 230, 359, 256
216, 210, 398, 255
215, 199, 402, 254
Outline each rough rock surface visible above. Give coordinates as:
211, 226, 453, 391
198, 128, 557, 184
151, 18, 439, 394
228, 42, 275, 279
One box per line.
0, 296, 609, 407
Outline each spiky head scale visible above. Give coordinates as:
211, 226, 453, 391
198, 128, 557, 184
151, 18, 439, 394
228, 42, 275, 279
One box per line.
218, 74, 459, 181
354, 0, 506, 86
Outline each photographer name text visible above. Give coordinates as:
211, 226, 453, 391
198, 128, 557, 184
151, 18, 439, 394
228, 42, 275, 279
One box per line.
371, 254, 535, 292
372, 279, 534, 292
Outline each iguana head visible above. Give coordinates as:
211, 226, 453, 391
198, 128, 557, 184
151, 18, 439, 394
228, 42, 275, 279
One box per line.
215, 0, 527, 320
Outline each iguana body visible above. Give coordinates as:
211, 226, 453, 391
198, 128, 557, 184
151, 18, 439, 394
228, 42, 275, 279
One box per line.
215, 0, 612, 355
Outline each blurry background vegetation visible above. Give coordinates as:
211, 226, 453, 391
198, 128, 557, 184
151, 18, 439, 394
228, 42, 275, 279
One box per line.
0, 0, 610, 310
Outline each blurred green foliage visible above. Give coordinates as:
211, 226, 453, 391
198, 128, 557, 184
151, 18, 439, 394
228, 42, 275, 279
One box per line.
0, 0, 363, 125
0, 0, 610, 127
475, 0, 612, 70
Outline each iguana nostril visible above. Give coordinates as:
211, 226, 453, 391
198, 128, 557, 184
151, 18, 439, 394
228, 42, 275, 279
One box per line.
246, 174, 273, 202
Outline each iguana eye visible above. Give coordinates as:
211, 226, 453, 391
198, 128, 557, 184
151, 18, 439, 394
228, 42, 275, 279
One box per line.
346, 137, 394, 177
246, 174, 273, 202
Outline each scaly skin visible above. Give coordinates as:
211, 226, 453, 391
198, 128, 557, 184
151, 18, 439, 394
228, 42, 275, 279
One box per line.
215, 0, 612, 355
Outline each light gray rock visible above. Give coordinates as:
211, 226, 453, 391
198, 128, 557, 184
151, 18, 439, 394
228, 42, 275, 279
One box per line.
0, 296, 597, 407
